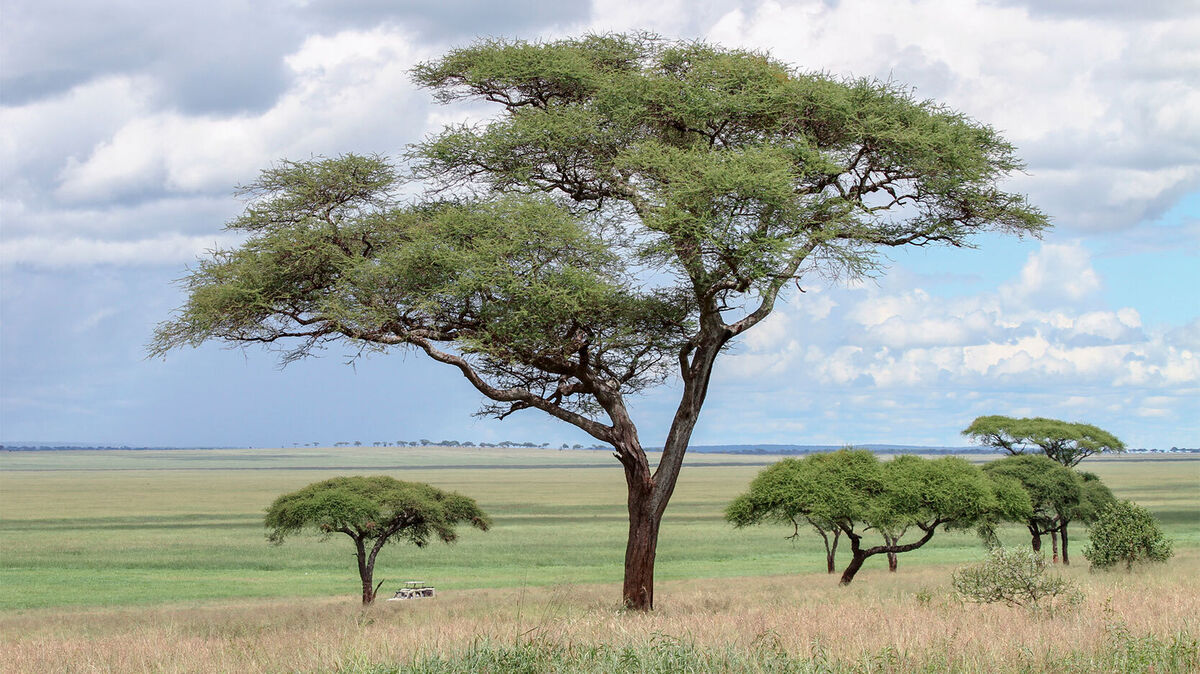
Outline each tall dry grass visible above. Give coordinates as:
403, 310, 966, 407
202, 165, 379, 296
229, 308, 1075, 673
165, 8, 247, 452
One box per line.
2, 553, 1196, 673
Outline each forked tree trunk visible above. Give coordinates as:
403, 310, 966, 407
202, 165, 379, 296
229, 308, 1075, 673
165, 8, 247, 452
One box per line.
839, 525, 938, 585
1050, 528, 1060, 564
1060, 524, 1070, 565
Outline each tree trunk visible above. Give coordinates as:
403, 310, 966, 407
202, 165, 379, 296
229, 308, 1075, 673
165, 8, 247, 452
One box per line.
839, 550, 868, 585
354, 537, 376, 605
826, 529, 840, 574
622, 487, 661, 611
1060, 524, 1070, 566
1050, 528, 1060, 564
839, 524, 938, 586
1030, 527, 1042, 553
883, 533, 898, 572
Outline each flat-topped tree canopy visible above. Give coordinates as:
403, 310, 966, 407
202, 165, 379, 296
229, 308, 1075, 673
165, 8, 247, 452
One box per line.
264, 476, 490, 604
727, 450, 1031, 584
963, 416, 1125, 467
153, 33, 1047, 610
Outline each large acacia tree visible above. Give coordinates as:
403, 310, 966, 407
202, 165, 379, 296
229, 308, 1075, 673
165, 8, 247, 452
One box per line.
152, 34, 1046, 610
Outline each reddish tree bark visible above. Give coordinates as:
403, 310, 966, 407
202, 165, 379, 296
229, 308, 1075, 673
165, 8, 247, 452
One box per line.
838, 524, 939, 585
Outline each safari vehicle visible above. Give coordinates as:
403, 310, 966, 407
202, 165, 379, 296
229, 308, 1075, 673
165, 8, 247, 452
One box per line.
387, 580, 435, 601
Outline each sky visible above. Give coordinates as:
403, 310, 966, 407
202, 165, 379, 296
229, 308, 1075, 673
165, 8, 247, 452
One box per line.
1, 0, 1198, 450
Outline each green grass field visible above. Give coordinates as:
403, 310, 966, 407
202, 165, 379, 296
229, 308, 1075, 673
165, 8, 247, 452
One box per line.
2, 447, 1196, 611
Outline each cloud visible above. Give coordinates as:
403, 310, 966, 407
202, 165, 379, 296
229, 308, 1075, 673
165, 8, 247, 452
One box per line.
50, 27, 436, 205
1, 233, 246, 268
716, 242, 1199, 432
1000, 242, 1102, 307
2, 27, 441, 264
694, 0, 1200, 233
0, 0, 589, 111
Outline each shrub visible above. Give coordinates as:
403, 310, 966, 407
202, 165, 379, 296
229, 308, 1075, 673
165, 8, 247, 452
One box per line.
952, 547, 1082, 612
1083, 500, 1173, 570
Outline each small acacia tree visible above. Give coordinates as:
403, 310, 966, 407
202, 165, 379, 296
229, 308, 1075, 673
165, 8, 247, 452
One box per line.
727, 450, 1031, 585
264, 476, 490, 604
963, 416, 1124, 467
1083, 500, 1173, 571
152, 34, 1046, 610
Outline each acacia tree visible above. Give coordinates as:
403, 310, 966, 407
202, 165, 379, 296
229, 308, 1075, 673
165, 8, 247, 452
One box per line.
963, 416, 1124, 467
980, 455, 1115, 565
152, 35, 1046, 610
982, 455, 1076, 558
727, 450, 1031, 585
264, 476, 490, 604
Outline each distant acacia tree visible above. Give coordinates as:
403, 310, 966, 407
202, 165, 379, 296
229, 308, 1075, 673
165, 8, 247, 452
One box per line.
980, 455, 1115, 565
727, 450, 1031, 584
264, 476, 489, 604
963, 416, 1124, 467
151, 34, 1046, 610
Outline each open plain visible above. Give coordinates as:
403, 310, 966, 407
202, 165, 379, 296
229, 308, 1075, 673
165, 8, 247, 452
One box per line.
1, 447, 1197, 672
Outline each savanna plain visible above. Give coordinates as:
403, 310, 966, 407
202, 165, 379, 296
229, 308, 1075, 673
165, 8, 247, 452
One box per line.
1, 446, 1197, 672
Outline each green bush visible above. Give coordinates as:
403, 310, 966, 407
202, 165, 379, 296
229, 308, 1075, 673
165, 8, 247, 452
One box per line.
952, 547, 1082, 612
1083, 500, 1173, 570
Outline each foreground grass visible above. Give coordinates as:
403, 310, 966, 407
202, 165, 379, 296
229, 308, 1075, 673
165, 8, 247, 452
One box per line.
2, 448, 1195, 610
2, 555, 1196, 673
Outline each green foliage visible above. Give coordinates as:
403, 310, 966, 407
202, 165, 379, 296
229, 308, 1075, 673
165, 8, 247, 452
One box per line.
982, 454, 1079, 531
963, 416, 1125, 466
154, 33, 1047, 429
264, 476, 490, 547
728, 450, 1029, 535
726, 451, 1032, 580
1074, 472, 1117, 525
1083, 500, 1174, 570
952, 546, 1082, 612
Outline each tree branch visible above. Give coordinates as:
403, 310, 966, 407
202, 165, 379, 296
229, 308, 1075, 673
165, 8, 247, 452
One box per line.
408, 336, 615, 443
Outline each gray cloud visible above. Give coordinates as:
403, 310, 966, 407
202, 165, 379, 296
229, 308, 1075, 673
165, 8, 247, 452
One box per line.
987, 0, 1200, 21
1, 0, 589, 113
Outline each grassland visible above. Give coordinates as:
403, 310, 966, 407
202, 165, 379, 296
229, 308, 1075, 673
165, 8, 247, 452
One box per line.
1, 447, 1196, 671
